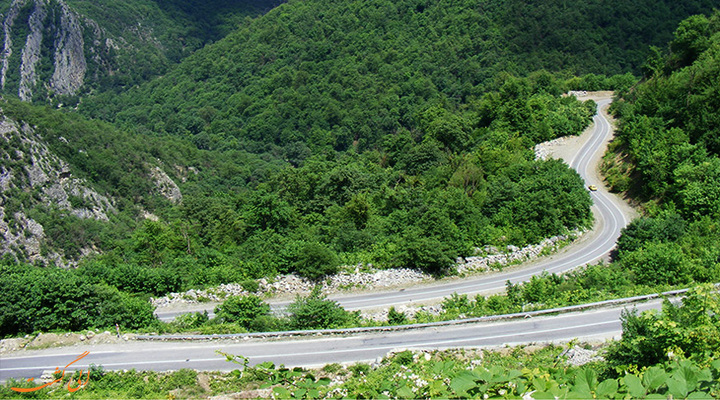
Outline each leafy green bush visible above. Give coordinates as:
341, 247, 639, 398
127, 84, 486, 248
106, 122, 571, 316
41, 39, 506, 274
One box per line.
0, 267, 156, 336
172, 311, 210, 330
606, 284, 720, 370
78, 261, 183, 296
0, 367, 212, 399
267, 342, 713, 399
90, 284, 157, 330
247, 315, 287, 333
240, 279, 260, 293
620, 242, 692, 286
441, 293, 475, 318
388, 233, 454, 275
437, 263, 644, 323
292, 242, 340, 281
616, 214, 687, 256
287, 288, 358, 330
214, 295, 270, 328
198, 322, 248, 335
348, 363, 371, 377
318, 347, 720, 399
387, 307, 408, 325
390, 350, 415, 366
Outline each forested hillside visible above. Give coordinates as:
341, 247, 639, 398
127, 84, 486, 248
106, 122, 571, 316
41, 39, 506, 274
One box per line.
439, 10, 720, 335
602, 11, 720, 287
2, 6, 720, 399
81, 0, 717, 152
0, 97, 285, 265
2, 0, 720, 338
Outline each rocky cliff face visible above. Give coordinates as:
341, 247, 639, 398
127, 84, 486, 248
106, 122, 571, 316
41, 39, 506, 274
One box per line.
1, 0, 282, 102
2, 0, 91, 100
17, 0, 46, 101
49, 0, 86, 98
0, 107, 115, 265
149, 165, 183, 204
0, 1, 22, 92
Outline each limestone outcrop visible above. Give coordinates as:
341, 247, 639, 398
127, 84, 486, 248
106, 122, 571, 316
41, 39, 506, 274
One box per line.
1, 0, 107, 100
49, 0, 86, 97
0, 109, 116, 265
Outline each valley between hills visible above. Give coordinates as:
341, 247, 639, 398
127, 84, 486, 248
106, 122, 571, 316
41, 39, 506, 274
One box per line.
1, 1, 720, 398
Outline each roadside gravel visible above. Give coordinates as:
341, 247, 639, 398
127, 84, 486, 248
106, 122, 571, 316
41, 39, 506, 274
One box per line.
151, 231, 581, 310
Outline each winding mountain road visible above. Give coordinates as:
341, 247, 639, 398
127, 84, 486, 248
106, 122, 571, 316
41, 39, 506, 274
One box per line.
155, 96, 634, 320
0, 96, 642, 382
326, 98, 631, 310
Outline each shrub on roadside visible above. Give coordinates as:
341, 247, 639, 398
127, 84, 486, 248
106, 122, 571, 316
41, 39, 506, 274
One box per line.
605, 284, 720, 370
292, 242, 340, 281
287, 287, 359, 330
387, 307, 408, 325
214, 295, 270, 328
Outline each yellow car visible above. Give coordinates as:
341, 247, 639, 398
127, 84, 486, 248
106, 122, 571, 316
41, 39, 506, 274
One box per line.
588, 185, 598, 191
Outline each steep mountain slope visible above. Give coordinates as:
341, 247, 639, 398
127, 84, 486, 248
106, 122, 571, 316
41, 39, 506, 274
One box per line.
599, 11, 720, 291
0, 98, 188, 265
81, 0, 717, 153
0, 95, 286, 267
5, 0, 715, 275
604, 11, 720, 207
2, 1, 718, 295
0, 0, 281, 102
1, 106, 117, 265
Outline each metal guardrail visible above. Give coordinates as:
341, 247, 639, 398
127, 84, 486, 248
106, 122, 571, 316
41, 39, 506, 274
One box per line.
136, 286, 717, 341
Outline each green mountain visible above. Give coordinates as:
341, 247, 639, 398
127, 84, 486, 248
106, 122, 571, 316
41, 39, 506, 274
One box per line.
2, 0, 719, 299
603, 10, 720, 207
80, 0, 717, 153
0, 96, 283, 267
1, 0, 720, 349
0, 0, 281, 102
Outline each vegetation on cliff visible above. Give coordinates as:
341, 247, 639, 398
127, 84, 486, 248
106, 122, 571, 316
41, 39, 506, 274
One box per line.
0, 0, 280, 101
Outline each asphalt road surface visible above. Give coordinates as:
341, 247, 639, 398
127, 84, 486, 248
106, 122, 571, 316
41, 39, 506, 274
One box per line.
0, 300, 660, 382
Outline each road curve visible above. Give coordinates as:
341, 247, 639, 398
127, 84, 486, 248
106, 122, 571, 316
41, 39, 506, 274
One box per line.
0, 300, 660, 382
153, 98, 632, 322
304, 98, 630, 311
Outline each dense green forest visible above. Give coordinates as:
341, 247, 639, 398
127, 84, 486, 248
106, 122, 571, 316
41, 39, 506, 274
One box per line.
5, 0, 713, 104
425, 9, 720, 336
601, 10, 720, 287
1, 76, 596, 335
2, 0, 720, 339
65, 0, 284, 90
79, 0, 717, 151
